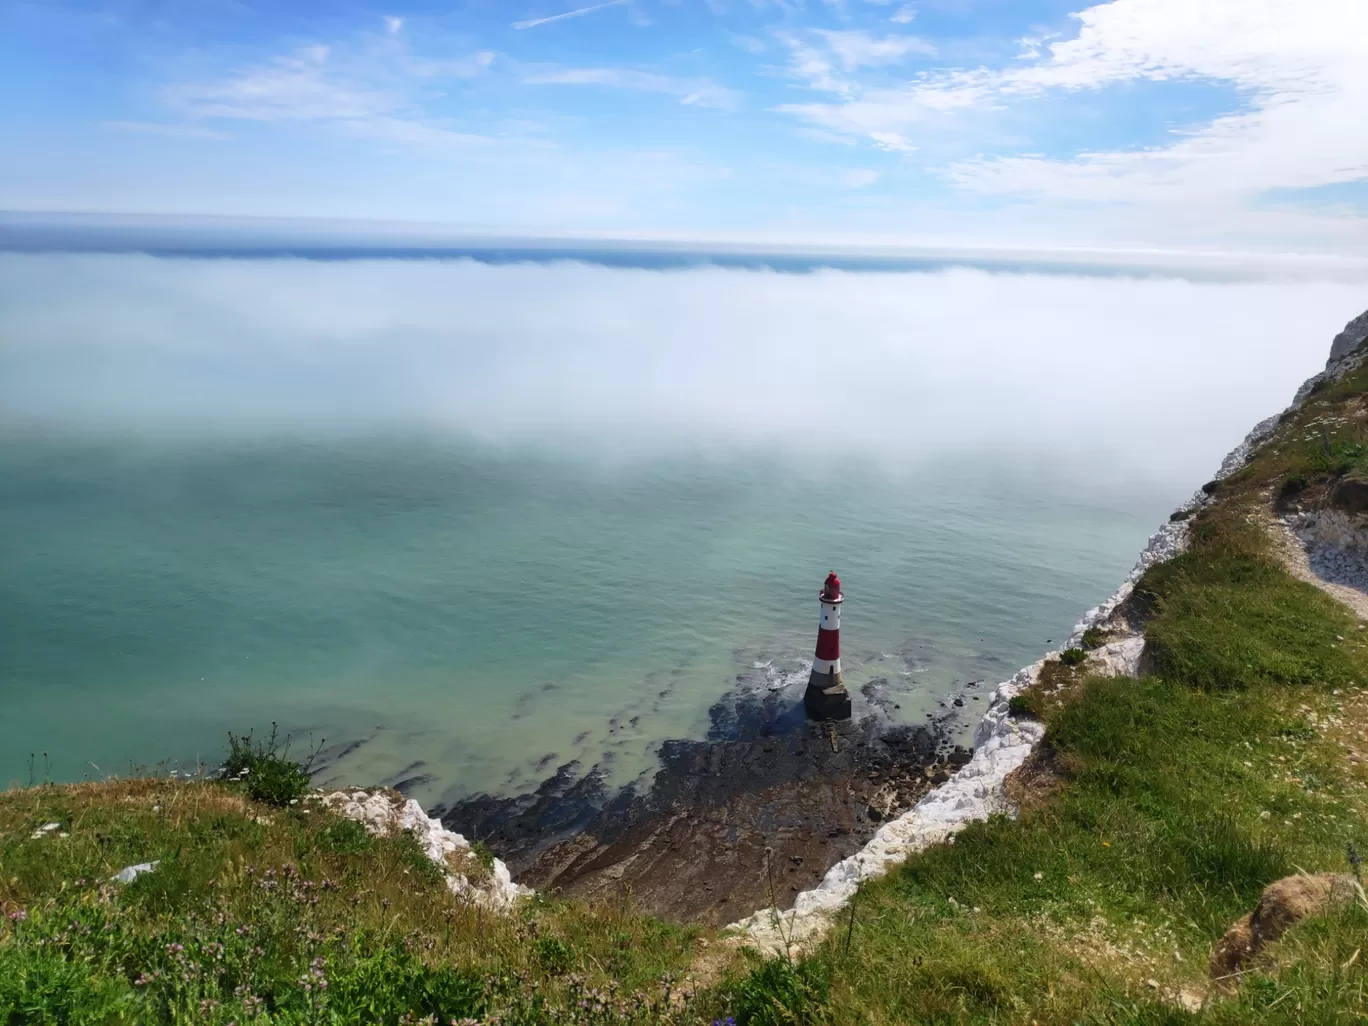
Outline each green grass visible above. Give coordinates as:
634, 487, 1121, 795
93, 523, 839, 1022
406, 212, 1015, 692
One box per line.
0, 781, 721, 1024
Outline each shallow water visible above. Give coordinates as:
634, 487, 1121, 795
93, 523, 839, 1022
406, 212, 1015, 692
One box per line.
0, 435, 1171, 806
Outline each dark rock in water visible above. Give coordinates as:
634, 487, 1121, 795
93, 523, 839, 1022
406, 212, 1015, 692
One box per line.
440, 760, 621, 866
382, 761, 433, 797
443, 685, 955, 926
948, 747, 973, 766
392, 774, 435, 796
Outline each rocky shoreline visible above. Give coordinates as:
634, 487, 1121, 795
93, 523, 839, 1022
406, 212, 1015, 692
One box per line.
438, 681, 976, 925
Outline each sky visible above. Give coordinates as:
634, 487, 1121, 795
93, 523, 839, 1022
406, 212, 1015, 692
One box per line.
2, 0, 1368, 254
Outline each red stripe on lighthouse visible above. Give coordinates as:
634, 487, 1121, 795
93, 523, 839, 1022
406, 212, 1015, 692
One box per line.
814, 628, 840, 661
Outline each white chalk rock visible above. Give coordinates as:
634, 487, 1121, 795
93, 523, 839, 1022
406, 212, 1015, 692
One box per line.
319, 790, 530, 911
111, 861, 159, 885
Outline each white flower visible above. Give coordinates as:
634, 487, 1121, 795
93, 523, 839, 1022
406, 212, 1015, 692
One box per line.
1033, 872, 1044, 881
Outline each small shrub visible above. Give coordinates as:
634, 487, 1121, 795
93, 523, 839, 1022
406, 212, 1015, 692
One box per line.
1058, 648, 1087, 667
317, 818, 372, 855
328, 945, 484, 1021
1008, 693, 1044, 720
1307, 434, 1368, 476
471, 839, 496, 872
533, 936, 574, 975
1079, 627, 1106, 650
221, 724, 315, 807
395, 832, 445, 885
724, 956, 829, 1026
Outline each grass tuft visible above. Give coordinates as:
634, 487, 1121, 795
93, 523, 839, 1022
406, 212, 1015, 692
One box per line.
222, 724, 316, 808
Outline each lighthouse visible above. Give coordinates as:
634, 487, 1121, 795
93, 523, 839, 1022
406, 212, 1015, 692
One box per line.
804, 571, 852, 720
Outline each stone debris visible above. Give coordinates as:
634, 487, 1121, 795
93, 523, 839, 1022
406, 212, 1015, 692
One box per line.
111, 861, 160, 885
319, 789, 528, 911
1282, 511, 1368, 617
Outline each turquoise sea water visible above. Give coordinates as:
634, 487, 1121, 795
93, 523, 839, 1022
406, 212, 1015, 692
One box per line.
0, 435, 1172, 806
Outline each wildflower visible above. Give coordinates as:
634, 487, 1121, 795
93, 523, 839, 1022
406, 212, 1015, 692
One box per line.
8, 910, 26, 922
1033, 872, 1044, 881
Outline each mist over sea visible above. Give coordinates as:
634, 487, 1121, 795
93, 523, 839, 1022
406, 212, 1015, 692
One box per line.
2, 251, 1362, 806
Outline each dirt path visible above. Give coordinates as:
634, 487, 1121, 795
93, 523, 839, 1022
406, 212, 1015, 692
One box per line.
1263, 512, 1368, 621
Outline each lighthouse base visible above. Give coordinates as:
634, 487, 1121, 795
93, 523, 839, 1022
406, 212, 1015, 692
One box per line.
803, 669, 852, 720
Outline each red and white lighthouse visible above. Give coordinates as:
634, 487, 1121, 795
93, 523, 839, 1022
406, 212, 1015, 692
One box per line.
804, 571, 852, 720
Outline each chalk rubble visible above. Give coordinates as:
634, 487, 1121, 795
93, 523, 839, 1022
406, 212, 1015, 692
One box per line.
320, 789, 529, 911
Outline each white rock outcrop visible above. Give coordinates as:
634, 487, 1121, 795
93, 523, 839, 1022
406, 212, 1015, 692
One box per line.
320, 789, 529, 911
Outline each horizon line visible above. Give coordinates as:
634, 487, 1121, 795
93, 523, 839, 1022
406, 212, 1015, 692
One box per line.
4, 210, 1368, 280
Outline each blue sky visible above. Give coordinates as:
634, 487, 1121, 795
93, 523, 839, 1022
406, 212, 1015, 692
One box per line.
3, 0, 1367, 253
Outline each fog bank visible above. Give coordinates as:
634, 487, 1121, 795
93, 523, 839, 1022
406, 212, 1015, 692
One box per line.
1, 254, 1362, 489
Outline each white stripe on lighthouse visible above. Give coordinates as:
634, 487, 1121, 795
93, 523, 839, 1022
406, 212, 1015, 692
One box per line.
819, 601, 841, 630
812, 656, 842, 675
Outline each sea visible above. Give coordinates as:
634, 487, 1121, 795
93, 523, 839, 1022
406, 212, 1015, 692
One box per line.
0, 436, 1169, 806
2, 236, 1352, 809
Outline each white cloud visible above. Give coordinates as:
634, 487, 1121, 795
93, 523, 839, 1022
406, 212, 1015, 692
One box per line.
816, 30, 936, 69
890, 5, 916, 24
513, 0, 629, 30
778, 0, 1368, 220
774, 29, 936, 99
164, 45, 398, 122
869, 131, 915, 152
524, 67, 738, 109
384, 16, 404, 35
4, 254, 1362, 490
774, 32, 850, 96
157, 35, 499, 149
